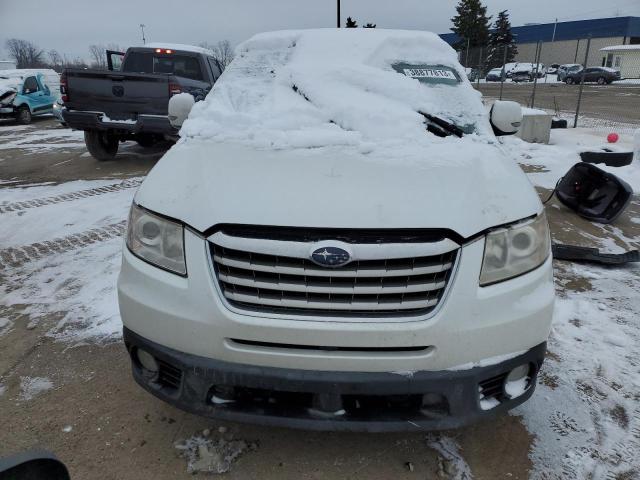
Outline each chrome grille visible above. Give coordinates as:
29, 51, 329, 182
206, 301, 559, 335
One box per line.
209, 231, 459, 317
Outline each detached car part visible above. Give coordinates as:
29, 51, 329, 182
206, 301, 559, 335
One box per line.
556, 163, 633, 224
579, 148, 633, 168
552, 243, 639, 265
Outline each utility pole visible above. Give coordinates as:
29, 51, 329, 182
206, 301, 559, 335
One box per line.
551, 18, 558, 42
337, 0, 341, 28
574, 35, 592, 128
139, 24, 146, 45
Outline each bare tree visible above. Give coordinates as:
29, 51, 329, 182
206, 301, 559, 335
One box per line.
48, 49, 63, 71
200, 40, 234, 72
106, 43, 123, 53
88, 44, 107, 69
5, 38, 45, 68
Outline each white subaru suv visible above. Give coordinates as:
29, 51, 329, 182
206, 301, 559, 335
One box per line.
118, 29, 554, 431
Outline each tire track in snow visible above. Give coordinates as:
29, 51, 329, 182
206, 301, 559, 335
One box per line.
0, 221, 126, 269
0, 179, 142, 214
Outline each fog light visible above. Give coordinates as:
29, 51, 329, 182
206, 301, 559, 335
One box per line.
504, 364, 531, 399
136, 348, 159, 373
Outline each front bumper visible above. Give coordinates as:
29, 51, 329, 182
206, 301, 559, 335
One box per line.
0, 106, 16, 119
124, 327, 546, 432
63, 110, 176, 135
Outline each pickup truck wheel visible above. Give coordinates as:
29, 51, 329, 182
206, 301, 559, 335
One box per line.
16, 106, 32, 125
84, 131, 119, 161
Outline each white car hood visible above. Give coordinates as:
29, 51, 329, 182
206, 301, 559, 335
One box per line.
135, 138, 541, 239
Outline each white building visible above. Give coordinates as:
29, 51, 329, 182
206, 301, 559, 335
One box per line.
600, 45, 640, 78
0, 60, 17, 70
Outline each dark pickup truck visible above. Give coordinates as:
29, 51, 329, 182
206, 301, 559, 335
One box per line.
62, 44, 221, 160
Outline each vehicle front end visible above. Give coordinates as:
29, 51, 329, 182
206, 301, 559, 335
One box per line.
117, 29, 554, 431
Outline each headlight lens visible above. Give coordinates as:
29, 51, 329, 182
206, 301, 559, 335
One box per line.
0, 92, 17, 106
126, 204, 186, 275
480, 213, 550, 286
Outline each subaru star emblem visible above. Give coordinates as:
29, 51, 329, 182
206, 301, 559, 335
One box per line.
310, 246, 351, 267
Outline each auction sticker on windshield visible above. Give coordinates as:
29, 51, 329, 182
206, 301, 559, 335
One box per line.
392, 64, 461, 86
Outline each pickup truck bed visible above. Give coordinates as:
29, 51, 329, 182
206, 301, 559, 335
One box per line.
63, 70, 176, 134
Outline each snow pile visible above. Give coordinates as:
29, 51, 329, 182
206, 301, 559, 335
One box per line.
426, 434, 473, 479
19, 376, 53, 400
182, 29, 491, 151
175, 434, 257, 474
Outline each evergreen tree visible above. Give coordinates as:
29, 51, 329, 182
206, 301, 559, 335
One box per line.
363, 23, 377, 28
345, 17, 358, 28
486, 10, 518, 69
450, 0, 491, 66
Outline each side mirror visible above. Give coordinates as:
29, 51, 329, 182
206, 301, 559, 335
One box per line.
0, 451, 70, 480
490, 100, 522, 136
168, 93, 195, 128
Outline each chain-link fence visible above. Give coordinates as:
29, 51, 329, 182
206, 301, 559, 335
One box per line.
458, 39, 640, 135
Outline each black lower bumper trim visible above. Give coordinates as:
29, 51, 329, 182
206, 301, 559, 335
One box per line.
63, 111, 176, 135
123, 327, 546, 432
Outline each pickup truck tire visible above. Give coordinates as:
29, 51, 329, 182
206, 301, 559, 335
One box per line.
16, 106, 32, 125
84, 131, 119, 161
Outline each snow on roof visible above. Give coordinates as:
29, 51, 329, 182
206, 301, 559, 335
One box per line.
600, 44, 640, 52
145, 42, 214, 56
181, 29, 490, 151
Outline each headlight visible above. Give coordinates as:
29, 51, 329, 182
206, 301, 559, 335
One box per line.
126, 204, 186, 275
480, 213, 550, 286
0, 92, 16, 106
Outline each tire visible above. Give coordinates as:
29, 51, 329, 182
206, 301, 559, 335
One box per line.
565, 77, 575, 85
597, 77, 606, 85
16, 106, 32, 125
84, 131, 119, 161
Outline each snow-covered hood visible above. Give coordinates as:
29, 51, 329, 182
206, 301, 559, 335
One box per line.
135, 138, 541, 239
137, 30, 541, 238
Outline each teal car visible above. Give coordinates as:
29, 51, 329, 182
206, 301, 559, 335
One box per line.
0, 69, 60, 124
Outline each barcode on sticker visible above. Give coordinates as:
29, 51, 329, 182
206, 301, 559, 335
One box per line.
404, 68, 456, 80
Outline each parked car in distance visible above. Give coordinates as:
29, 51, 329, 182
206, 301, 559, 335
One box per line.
119, 29, 554, 432
485, 67, 504, 82
52, 98, 66, 126
546, 63, 560, 74
557, 64, 582, 82
564, 66, 621, 85
62, 43, 222, 161
465, 67, 480, 82
503, 62, 519, 78
0, 69, 60, 124
511, 70, 533, 83
512, 63, 546, 80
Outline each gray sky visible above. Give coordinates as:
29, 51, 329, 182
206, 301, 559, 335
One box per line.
1, 0, 638, 60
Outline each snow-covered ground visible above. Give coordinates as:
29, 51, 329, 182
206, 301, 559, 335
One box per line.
0, 178, 139, 341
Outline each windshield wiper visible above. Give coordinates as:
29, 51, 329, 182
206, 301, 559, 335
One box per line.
419, 111, 464, 138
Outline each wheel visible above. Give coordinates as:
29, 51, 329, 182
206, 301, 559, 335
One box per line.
16, 106, 32, 124
135, 134, 157, 148
597, 77, 606, 85
84, 130, 119, 161
565, 77, 575, 85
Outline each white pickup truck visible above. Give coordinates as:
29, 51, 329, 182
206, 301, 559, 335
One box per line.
118, 29, 553, 431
